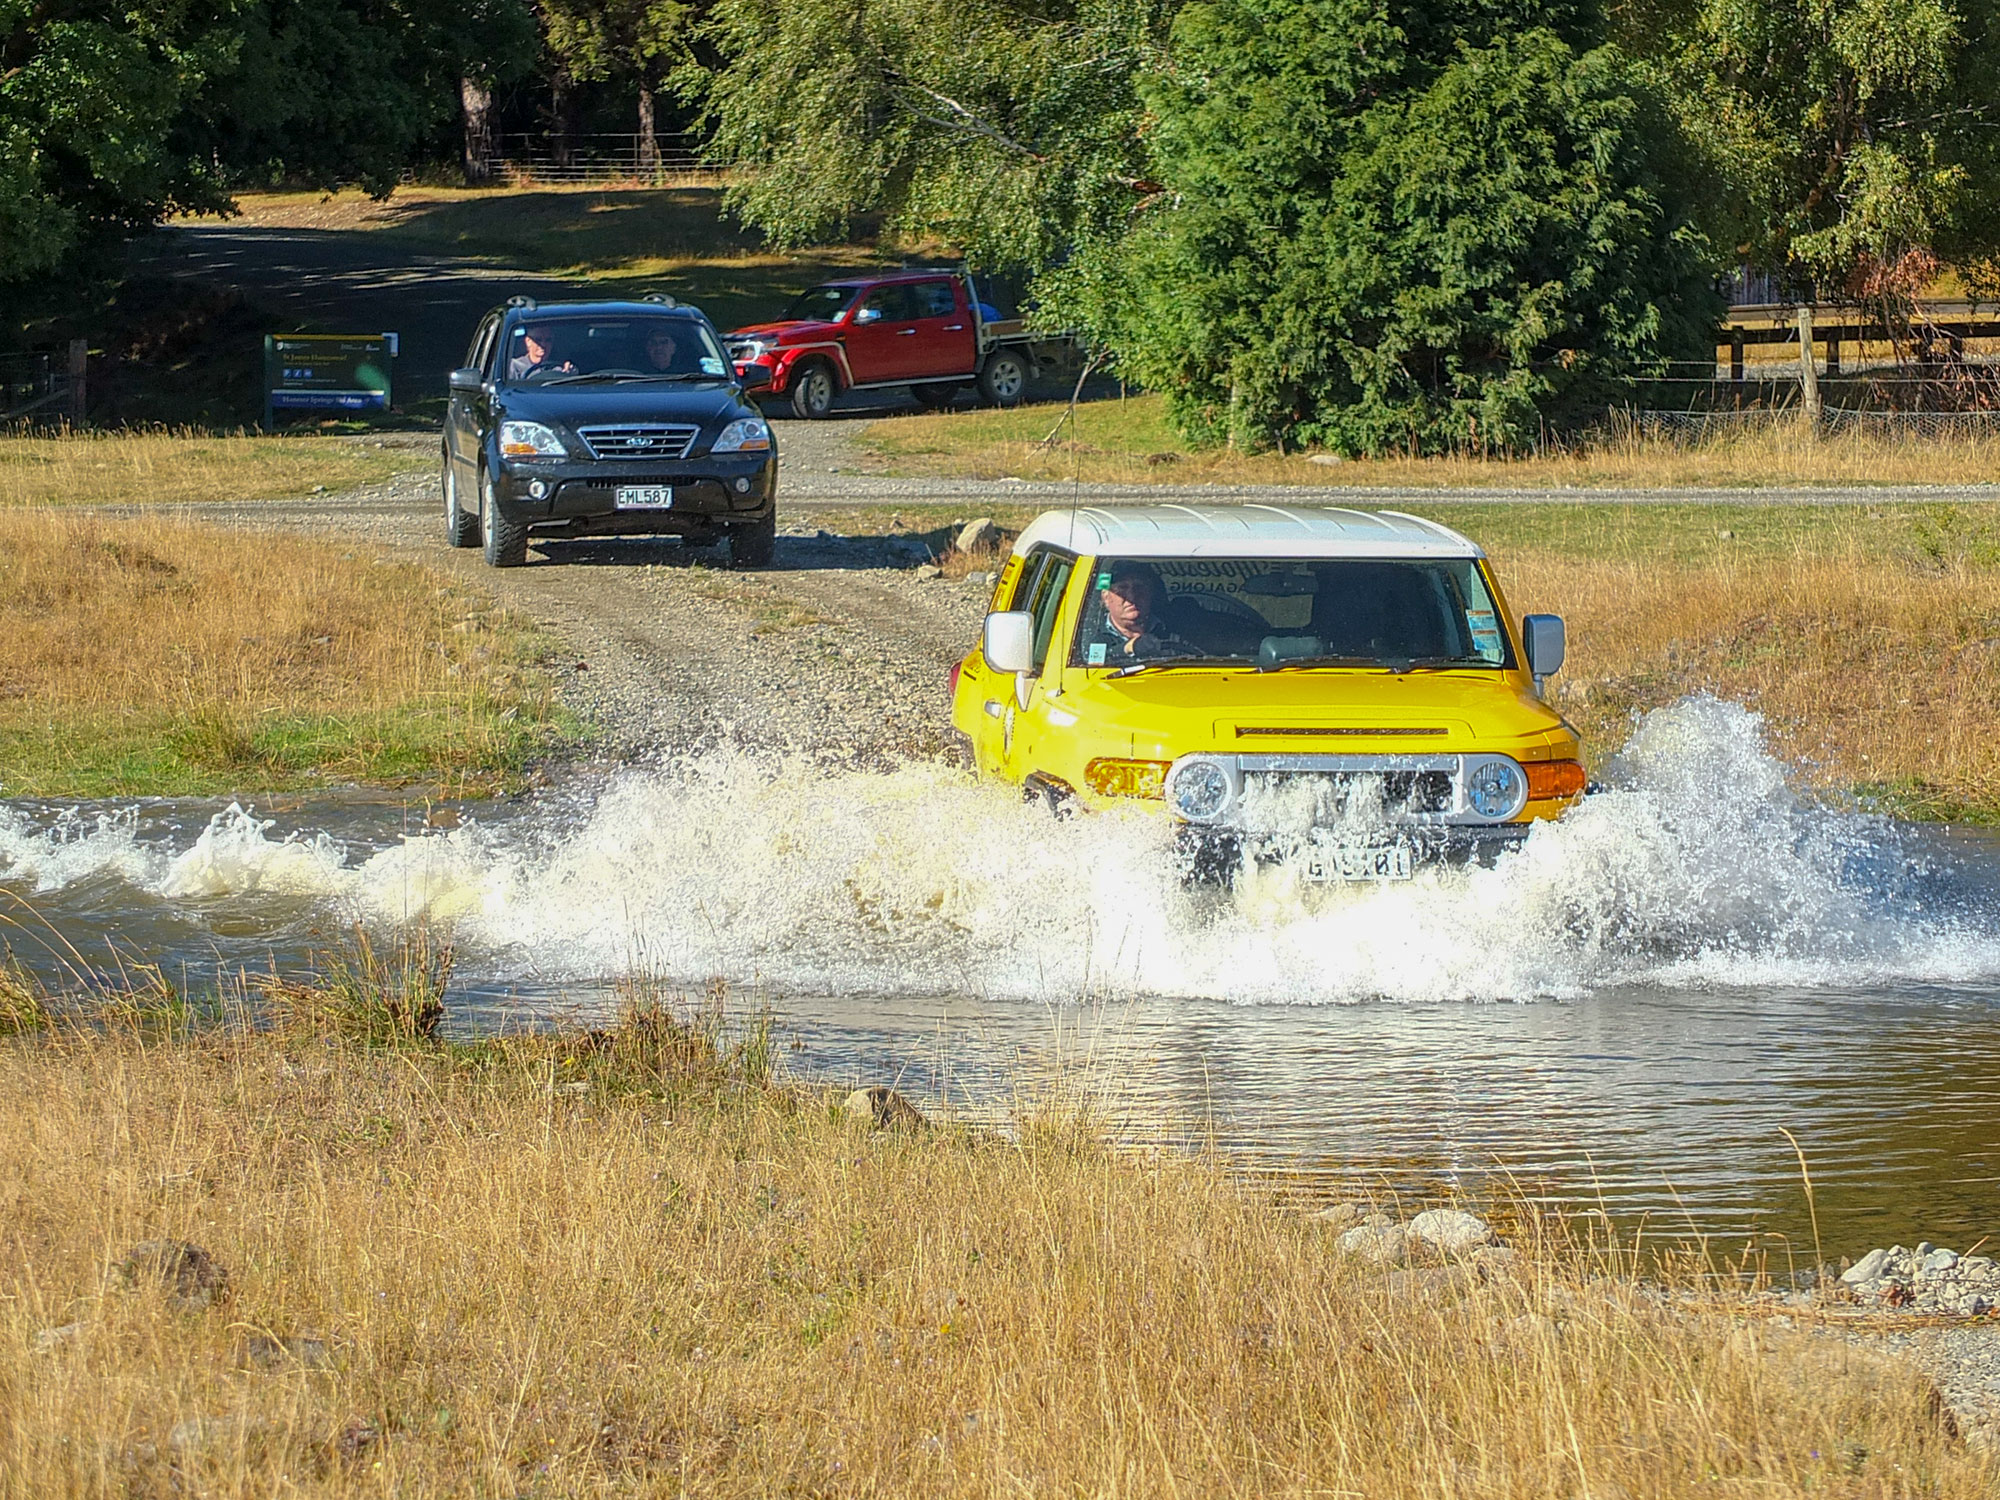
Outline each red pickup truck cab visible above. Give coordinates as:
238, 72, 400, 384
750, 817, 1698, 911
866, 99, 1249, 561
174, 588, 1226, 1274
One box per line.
725, 270, 1051, 419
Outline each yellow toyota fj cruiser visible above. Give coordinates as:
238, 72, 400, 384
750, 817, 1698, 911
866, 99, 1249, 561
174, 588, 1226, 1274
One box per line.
948, 505, 1585, 879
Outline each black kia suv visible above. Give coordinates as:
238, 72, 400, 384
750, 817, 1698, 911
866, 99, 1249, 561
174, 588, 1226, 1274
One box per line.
443, 296, 778, 568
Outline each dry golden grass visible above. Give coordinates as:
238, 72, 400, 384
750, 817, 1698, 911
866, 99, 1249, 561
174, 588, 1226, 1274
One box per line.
863, 392, 2000, 489
0, 431, 409, 508
1489, 528, 2000, 819
0, 509, 559, 797
1, 1003, 1988, 1499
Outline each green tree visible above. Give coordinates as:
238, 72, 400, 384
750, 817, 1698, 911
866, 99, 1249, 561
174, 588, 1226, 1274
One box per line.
1, 0, 536, 283
540, 0, 698, 170
692, 0, 1170, 271
0, 0, 242, 281
1067, 8, 1721, 452
1627, 0, 2000, 294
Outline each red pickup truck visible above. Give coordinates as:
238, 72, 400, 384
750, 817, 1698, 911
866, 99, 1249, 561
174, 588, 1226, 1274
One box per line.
725, 270, 1063, 419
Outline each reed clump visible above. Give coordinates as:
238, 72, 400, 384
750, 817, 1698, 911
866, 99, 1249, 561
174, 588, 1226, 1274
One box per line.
0, 969, 1990, 1496
261, 925, 450, 1047
0, 507, 563, 796
0, 958, 51, 1036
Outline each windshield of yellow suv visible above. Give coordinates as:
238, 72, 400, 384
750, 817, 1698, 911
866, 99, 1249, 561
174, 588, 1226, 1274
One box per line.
501, 316, 730, 384
1068, 557, 1514, 671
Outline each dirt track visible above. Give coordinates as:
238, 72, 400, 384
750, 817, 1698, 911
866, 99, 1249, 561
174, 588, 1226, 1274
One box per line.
187, 434, 994, 766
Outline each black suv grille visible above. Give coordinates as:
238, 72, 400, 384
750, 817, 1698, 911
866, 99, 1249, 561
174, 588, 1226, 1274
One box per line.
576, 424, 699, 460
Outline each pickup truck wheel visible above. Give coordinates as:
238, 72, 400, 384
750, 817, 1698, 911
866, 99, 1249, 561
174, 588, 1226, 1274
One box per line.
443, 457, 479, 548
978, 351, 1029, 407
479, 469, 529, 568
728, 513, 776, 568
788, 361, 837, 420
912, 382, 961, 409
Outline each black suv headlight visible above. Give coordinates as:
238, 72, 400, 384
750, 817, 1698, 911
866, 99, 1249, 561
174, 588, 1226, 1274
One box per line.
499, 420, 568, 459
711, 417, 772, 454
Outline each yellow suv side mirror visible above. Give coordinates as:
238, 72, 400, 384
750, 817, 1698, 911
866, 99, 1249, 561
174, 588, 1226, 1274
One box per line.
983, 610, 1038, 708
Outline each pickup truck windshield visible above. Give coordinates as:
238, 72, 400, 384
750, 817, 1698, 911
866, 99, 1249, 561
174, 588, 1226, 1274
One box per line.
503, 316, 729, 385
1068, 557, 1514, 671
781, 284, 863, 322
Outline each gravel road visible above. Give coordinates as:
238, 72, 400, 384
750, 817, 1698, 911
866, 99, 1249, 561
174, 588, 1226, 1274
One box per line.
185, 431, 994, 765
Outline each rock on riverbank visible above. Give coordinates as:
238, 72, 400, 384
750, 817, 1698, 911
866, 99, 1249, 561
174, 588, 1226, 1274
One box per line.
1840, 1242, 2000, 1316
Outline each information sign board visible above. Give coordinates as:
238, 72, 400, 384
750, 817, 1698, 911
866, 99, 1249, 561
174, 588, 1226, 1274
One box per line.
262, 334, 397, 427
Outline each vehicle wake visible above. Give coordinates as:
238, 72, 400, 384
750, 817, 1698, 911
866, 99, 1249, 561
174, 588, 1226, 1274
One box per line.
4, 698, 1998, 1005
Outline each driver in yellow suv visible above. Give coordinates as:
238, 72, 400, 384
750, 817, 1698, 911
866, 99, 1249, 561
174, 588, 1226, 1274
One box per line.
1078, 563, 1193, 664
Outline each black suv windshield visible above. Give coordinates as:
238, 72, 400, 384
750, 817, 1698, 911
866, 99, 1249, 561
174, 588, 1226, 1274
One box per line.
781, 284, 863, 322
502, 316, 730, 385
1069, 557, 1514, 670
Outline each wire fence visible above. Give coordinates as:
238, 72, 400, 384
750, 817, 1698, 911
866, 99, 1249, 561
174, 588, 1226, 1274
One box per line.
1631, 406, 2000, 441
468, 132, 719, 186
0, 347, 84, 425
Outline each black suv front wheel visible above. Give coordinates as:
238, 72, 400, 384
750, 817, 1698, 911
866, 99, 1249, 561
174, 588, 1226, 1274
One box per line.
443, 455, 478, 548
728, 513, 776, 568
480, 468, 529, 568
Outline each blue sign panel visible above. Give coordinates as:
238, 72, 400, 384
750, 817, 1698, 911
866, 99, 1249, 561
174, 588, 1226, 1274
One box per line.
263, 334, 397, 427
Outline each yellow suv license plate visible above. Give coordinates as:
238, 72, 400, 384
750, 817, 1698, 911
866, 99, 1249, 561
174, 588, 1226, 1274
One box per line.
615, 485, 674, 510
1305, 844, 1414, 882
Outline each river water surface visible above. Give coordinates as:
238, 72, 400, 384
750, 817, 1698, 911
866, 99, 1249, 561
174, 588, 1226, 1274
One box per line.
6, 698, 1997, 1255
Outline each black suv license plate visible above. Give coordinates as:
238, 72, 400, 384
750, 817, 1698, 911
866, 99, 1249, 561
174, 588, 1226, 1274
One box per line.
615, 485, 674, 510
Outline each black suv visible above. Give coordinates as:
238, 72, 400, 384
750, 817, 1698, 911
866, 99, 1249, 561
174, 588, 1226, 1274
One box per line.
443, 297, 778, 567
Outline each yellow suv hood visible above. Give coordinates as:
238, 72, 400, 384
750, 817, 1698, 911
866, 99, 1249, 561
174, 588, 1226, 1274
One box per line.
1068, 667, 1566, 753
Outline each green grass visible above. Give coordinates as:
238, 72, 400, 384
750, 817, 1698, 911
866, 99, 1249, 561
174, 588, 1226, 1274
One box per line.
1402, 499, 2000, 565
0, 703, 570, 800
0, 506, 572, 800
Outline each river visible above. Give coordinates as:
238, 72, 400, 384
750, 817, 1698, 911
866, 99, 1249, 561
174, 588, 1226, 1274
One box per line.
5, 697, 1997, 1257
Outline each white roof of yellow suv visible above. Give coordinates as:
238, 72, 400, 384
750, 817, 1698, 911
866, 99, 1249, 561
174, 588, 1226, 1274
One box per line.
1009, 504, 1483, 561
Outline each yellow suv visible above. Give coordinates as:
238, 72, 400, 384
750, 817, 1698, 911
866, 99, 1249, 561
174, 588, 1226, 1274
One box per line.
949, 505, 1585, 879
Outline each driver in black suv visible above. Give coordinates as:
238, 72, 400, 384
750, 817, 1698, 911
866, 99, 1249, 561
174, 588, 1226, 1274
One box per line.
443, 297, 778, 568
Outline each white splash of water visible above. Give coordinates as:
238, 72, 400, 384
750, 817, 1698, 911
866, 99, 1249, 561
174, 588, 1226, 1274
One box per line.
0, 805, 167, 894
3, 697, 1997, 1002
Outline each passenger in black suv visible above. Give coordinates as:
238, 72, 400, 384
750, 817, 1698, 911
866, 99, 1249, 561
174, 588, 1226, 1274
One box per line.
443, 297, 778, 568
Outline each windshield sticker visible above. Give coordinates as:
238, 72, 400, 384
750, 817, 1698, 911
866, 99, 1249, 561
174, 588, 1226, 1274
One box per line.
699, 356, 725, 374
1087, 642, 1107, 666
1095, 572, 1111, 589
1466, 608, 1504, 659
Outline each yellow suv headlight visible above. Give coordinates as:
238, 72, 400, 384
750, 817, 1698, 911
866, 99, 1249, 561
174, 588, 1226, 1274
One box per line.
1165, 757, 1236, 823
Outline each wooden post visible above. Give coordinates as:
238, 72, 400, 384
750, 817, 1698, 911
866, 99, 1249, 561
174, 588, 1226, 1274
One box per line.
1826, 332, 1841, 377
1796, 304, 1821, 430
65, 338, 86, 428
1730, 330, 1744, 407
637, 84, 661, 177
